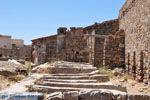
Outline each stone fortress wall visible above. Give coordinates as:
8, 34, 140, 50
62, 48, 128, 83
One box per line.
119, 0, 150, 82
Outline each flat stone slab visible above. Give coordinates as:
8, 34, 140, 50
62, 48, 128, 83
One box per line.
39, 81, 127, 92
44, 70, 100, 76
32, 85, 127, 93
42, 74, 109, 82
32, 61, 97, 74
44, 79, 98, 83
34, 67, 97, 74
79, 90, 127, 100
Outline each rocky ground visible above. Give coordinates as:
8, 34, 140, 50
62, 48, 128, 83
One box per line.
111, 77, 150, 94
99, 67, 150, 94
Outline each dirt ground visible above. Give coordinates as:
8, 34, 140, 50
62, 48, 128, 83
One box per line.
110, 77, 150, 94
0, 75, 14, 90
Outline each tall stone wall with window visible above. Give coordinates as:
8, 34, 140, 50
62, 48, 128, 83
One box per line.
119, 0, 150, 83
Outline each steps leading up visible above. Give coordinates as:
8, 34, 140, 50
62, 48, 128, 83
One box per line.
38, 81, 126, 92
43, 79, 98, 83
41, 74, 109, 82
30, 61, 128, 99
32, 61, 97, 74
32, 85, 126, 94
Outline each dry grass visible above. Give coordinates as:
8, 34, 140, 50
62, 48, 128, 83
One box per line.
0, 75, 14, 90
26, 85, 34, 91
0, 74, 26, 90
8, 75, 26, 82
99, 67, 115, 78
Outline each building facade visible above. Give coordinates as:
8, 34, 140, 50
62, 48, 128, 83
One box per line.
0, 35, 31, 60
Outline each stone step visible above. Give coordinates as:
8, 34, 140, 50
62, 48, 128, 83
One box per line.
38, 81, 127, 92
41, 74, 109, 82
43, 79, 98, 83
32, 67, 97, 74
45, 90, 127, 100
32, 85, 127, 94
45, 70, 100, 76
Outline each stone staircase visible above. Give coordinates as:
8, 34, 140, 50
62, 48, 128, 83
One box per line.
32, 73, 126, 94
30, 61, 127, 99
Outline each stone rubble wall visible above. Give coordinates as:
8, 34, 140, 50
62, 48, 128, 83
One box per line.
84, 19, 125, 67
32, 35, 57, 65
64, 28, 89, 62
0, 45, 31, 61
119, 0, 150, 83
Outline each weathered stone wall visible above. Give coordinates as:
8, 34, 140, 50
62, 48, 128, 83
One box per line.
0, 35, 12, 49
83, 19, 125, 67
32, 35, 57, 65
0, 45, 32, 61
64, 27, 90, 62
119, 0, 150, 82
46, 36, 58, 62
11, 39, 24, 47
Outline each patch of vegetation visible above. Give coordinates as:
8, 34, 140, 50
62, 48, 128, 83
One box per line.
98, 67, 115, 78
122, 74, 132, 80
26, 85, 34, 91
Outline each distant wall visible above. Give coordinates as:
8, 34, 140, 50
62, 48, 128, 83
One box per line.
11, 39, 24, 47
0, 36, 12, 49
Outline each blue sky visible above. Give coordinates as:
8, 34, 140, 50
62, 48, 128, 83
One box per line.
0, 0, 126, 44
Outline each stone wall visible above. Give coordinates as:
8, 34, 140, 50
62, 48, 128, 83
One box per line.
11, 39, 24, 47
64, 27, 89, 62
119, 0, 150, 82
32, 35, 57, 65
0, 35, 12, 49
0, 45, 32, 61
83, 19, 125, 67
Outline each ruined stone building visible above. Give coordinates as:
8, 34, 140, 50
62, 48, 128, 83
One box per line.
32, 0, 149, 82
32, 19, 125, 67
0, 35, 32, 60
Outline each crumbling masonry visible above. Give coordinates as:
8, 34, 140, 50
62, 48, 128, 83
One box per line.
32, 0, 150, 83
